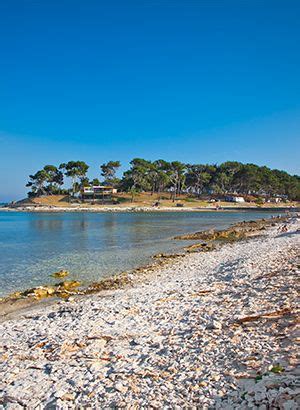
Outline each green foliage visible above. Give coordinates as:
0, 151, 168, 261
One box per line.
26, 165, 63, 196
255, 197, 264, 205
122, 158, 152, 192
112, 196, 128, 203
91, 178, 101, 186
59, 161, 89, 195
100, 161, 121, 186
254, 364, 285, 384
186, 164, 212, 196
270, 364, 285, 373
119, 160, 299, 200
168, 161, 186, 201
26, 159, 300, 201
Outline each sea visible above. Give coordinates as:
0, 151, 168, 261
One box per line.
0, 210, 284, 297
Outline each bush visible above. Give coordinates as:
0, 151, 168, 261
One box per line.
255, 197, 264, 205
112, 196, 129, 203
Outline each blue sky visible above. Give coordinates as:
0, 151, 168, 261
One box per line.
0, 0, 299, 201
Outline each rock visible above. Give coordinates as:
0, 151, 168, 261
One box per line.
30, 286, 55, 298
0, 215, 297, 408
84, 338, 107, 355
185, 242, 216, 253
61, 393, 75, 401
207, 320, 222, 330
54, 390, 69, 399
52, 270, 69, 278
89, 361, 103, 373
57, 281, 81, 290
115, 382, 128, 394
282, 400, 298, 410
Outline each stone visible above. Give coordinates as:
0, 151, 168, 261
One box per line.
52, 270, 70, 278
61, 393, 75, 401
57, 281, 81, 290
115, 382, 128, 394
0, 215, 297, 408
207, 320, 222, 330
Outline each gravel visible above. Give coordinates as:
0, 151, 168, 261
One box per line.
0, 217, 299, 408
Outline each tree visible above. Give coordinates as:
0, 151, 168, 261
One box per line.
217, 162, 242, 193
120, 158, 152, 201
26, 165, 64, 196
43, 165, 64, 194
100, 161, 121, 186
91, 178, 101, 186
152, 160, 171, 194
259, 166, 279, 196
80, 177, 90, 187
26, 169, 49, 196
59, 161, 89, 195
26, 158, 300, 201
185, 164, 212, 196
168, 161, 186, 201
233, 164, 262, 194
286, 175, 300, 200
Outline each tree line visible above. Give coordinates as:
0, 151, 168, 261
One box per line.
26, 159, 300, 200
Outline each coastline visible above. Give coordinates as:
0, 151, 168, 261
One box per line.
0, 216, 299, 407
0, 215, 290, 313
1, 205, 298, 213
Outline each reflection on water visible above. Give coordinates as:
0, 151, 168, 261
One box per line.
30, 218, 64, 232
0, 210, 281, 296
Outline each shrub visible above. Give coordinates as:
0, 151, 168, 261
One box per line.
255, 197, 264, 205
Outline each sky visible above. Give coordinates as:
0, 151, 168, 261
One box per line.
0, 0, 299, 201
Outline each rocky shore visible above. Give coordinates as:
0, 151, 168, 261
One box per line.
2, 205, 298, 213
0, 216, 288, 305
0, 217, 299, 408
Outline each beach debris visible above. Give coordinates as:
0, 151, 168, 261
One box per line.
235, 307, 293, 324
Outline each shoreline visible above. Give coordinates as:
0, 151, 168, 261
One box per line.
0, 215, 290, 317
1, 205, 299, 213
0, 216, 299, 407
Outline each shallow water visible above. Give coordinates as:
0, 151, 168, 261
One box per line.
0, 210, 282, 296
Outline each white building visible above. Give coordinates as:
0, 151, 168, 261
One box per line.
81, 185, 117, 202
225, 196, 245, 203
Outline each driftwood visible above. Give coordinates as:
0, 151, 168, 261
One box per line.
236, 307, 293, 324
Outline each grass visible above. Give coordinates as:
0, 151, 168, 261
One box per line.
22, 192, 298, 209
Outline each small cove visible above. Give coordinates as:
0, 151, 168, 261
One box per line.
0, 210, 282, 297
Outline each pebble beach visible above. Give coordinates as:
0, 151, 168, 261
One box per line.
0, 217, 299, 408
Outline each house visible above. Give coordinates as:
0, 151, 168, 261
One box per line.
81, 186, 117, 202
225, 195, 245, 203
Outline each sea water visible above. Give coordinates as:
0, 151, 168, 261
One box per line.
0, 210, 282, 296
